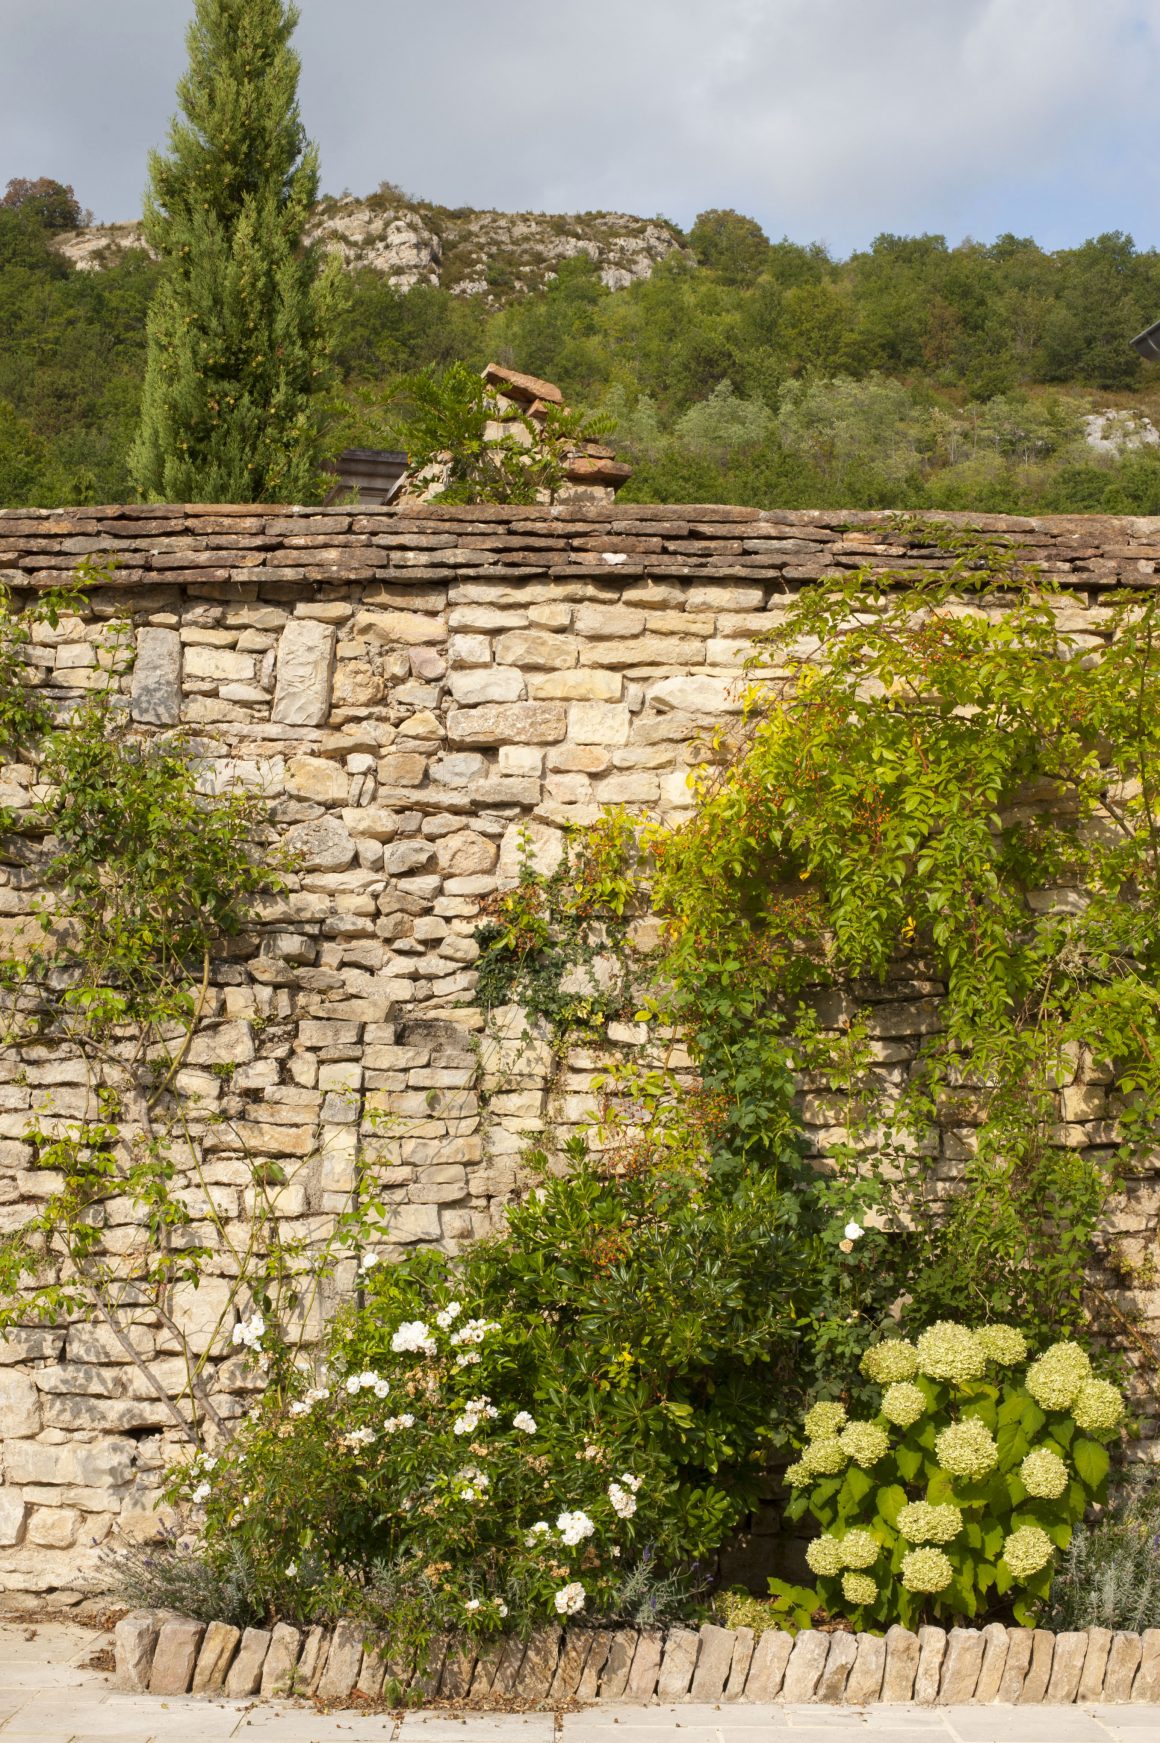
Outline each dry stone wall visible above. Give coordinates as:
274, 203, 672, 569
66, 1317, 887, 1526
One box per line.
0, 501, 1158, 1607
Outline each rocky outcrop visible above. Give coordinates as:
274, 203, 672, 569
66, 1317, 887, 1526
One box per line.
52, 195, 688, 300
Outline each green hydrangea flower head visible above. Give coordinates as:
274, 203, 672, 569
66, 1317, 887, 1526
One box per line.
975, 1323, 1028, 1365
805, 1534, 846, 1578
839, 1421, 890, 1469
1025, 1341, 1092, 1411
804, 1401, 848, 1441
1020, 1447, 1069, 1499
896, 1501, 963, 1544
841, 1571, 878, 1605
935, 1416, 999, 1480
860, 1338, 919, 1384
1002, 1526, 1054, 1579
881, 1381, 926, 1428
837, 1528, 880, 1569
783, 1459, 813, 1489
802, 1436, 848, 1476
915, 1321, 987, 1383
1072, 1377, 1125, 1435
900, 1547, 954, 1592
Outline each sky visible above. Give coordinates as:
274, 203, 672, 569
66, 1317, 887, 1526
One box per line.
4, 0, 1160, 257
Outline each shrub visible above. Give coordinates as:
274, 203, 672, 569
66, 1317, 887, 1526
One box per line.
176, 1128, 812, 1647
781, 1322, 1125, 1628
1047, 1465, 1160, 1632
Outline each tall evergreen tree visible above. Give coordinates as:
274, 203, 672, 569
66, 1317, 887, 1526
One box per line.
130, 0, 342, 503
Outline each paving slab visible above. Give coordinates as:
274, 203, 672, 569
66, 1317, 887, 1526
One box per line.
400, 1717, 553, 1743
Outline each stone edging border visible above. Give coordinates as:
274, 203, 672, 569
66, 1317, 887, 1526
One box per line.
116, 1612, 1160, 1707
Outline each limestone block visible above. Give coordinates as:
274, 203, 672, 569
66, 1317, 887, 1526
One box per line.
286, 756, 350, 803
913, 1627, 946, 1704
448, 667, 526, 705
1077, 1626, 1113, 1702
998, 1628, 1034, 1702
115, 1610, 164, 1692
225, 1626, 272, 1698
598, 1630, 638, 1699
272, 619, 336, 726
469, 1640, 505, 1698
27, 1506, 79, 1548
439, 1642, 479, 1700
1134, 1628, 1160, 1701
744, 1628, 793, 1699
1018, 1630, 1055, 1703
1044, 1630, 1088, 1703
575, 1632, 613, 1700
650, 674, 741, 714
844, 1632, 886, 1704
515, 1629, 560, 1703
0, 1371, 40, 1436
448, 634, 491, 667
184, 646, 254, 683
378, 752, 428, 785
0, 1489, 27, 1546
192, 1621, 241, 1694
131, 628, 182, 725
974, 1621, 1009, 1703
575, 604, 646, 638
435, 831, 498, 876
149, 1618, 205, 1695
689, 1624, 737, 1700
724, 1626, 755, 1700
411, 1635, 448, 1701
781, 1630, 829, 1702
70, 1437, 136, 1487
495, 629, 578, 670
355, 1643, 386, 1698
388, 1204, 441, 1243
447, 702, 566, 746
1103, 1630, 1142, 1700
186, 1020, 256, 1068
282, 815, 357, 872
938, 1626, 984, 1702
297, 1626, 330, 1696
815, 1632, 858, 1702
499, 820, 564, 881
624, 1631, 663, 1702
260, 1623, 302, 1696
528, 669, 623, 701
356, 609, 446, 646
385, 841, 436, 875
567, 701, 630, 746
549, 1631, 596, 1702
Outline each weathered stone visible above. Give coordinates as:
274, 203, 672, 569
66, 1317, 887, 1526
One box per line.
880, 1625, 920, 1702
447, 701, 566, 745
226, 1627, 273, 1698
448, 667, 525, 705
438, 1642, 478, 1700
724, 1626, 755, 1700
938, 1626, 985, 1703
114, 1610, 163, 1692
781, 1630, 830, 1702
567, 700, 630, 746
260, 1623, 302, 1696
1077, 1626, 1113, 1702
656, 1626, 700, 1700
499, 819, 564, 881
598, 1630, 638, 1700
191, 1621, 241, 1695
296, 1627, 329, 1695
149, 1618, 205, 1695
0, 1371, 41, 1435
650, 674, 742, 714
315, 1619, 363, 1700
549, 1631, 595, 1703
843, 1632, 886, 1704
495, 629, 578, 669
998, 1628, 1034, 1703
272, 618, 336, 724
1018, 1630, 1055, 1704
1044, 1630, 1088, 1704
973, 1621, 1009, 1703
491, 1634, 529, 1700
286, 755, 350, 802
0, 1489, 27, 1546
815, 1631, 858, 1702
282, 813, 357, 871
575, 1631, 613, 1701
913, 1627, 946, 1704
744, 1628, 793, 1700
1103, 1629, 1143, 1701
131, 628, 182, 724
515, 1629, 560, 1703
1134, 1627, 1160, 1701
469, 1639, 506, 1699
623, 1630, 663, 1702
689, 1624, 737, 1701
435, 830, 498, 876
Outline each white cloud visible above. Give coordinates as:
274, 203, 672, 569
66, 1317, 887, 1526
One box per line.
3, 0, 1160, 252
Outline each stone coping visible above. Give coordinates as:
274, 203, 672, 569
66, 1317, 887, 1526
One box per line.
117, 1613, 1160, 1707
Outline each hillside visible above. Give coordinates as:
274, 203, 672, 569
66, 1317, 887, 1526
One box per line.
54, 188, 687, 300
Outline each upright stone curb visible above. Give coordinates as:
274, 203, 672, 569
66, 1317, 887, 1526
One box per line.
112, 1614, 1160, 1709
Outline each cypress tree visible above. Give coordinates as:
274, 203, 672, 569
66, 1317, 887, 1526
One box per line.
130, 0, 342, 503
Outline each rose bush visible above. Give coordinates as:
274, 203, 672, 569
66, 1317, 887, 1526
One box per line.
781, 1321, 1126, 1628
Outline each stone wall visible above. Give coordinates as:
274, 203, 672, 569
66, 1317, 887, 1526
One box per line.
0, 501, 1158, 1609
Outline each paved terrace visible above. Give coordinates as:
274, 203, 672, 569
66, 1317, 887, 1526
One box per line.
1, 1624, 1156, 1743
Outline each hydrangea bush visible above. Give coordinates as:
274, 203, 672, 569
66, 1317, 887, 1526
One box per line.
782, 1322, 1125, 1628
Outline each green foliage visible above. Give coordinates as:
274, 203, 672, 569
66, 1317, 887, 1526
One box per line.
648, 527, 1160, 1347
1047, 1465, 1160, 1632
129, 0, 344, 502
182, 1125, 810, 1644
1, 177, 88, 232
783, 1325, 1124, 1628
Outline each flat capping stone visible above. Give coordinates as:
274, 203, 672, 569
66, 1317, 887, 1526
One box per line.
113, 1617, 1160, 1707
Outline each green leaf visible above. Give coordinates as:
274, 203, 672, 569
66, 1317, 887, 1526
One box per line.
1072, 1437, 1109, 1493
875, 1484, 908, 1528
